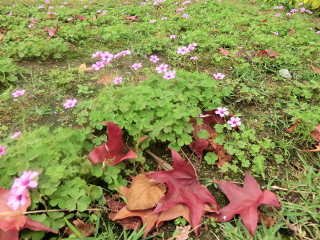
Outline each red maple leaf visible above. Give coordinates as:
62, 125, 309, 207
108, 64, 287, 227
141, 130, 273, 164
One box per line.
213, 172, 281, 237
88, 122, 138, 165
311, 124, 320, 144
148, 149, 220, 234
0, 188, 58, 240
218, 48, 231, 56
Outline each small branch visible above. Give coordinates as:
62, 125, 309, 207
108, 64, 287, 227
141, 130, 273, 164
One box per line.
271, 206, 304, 240
24, 208, 101, 215
146, 150, 173, 171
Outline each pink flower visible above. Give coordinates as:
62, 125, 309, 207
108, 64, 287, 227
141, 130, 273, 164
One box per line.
298, 2, 303, 5
190, 56, 198, 60
213, 73, 225, 79
274, 13, 280, 17
10, 131, 22, 139
163, 70, 176, 80
10, 171, 39, 196
91, 51, 102, 58
286, 13, 292, 15
92, 61, 106, 70
155, 63, 168, 73
177, 46, 190, 55
150, 20, 156, 23
113, 76, 123, 84
182, 14, 190, 18
38, 6, 44, 8
161, 17, 167, 20
101, 51, 113, 62
227, 117, 241, 127
149, 55, 160, 63
63, 99, 78, 108
316, 31, 320, 34
0, 145, 6, 156
274, 32, 279, 35
67, 17, 73, 21
7, 193, 27, 211
187, 43, 197, 51
215, 107, 229, 117
44, 0, 50, 3
131, 63, 142, 70
12, 89, 26, 97
170, 35, 176, 39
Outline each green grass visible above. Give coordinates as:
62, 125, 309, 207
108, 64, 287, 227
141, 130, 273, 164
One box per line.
0, 0, 319, 239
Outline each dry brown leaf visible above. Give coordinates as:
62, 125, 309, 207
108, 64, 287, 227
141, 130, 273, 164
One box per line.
65, 219, 94, 237
78, 63, 92, 72
208, 132, 233, 166
218, 48, 230, 56
300, 145, 320, 152
175, 226, 191, 240
258, 211, 277, 228
311, 64, 320, 74
289, 29, 296, 36
286, 119, 301, 133
124, 16, 139, 22
0, 35, 4, 41
96, 75, 113, 86
126, 172, 166, 210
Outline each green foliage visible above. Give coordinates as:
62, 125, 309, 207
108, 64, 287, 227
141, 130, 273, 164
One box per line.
0, 57, 25, 84
75, 70, 233, 149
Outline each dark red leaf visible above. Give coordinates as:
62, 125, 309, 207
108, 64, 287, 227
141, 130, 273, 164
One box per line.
262, 19, 268, 22
264, 49, 279, 58
311, 124, 320, 144
148, 149, 220, 235
88, 122, 138, 165
213, 172, 281, 237
75, 14, 87, 20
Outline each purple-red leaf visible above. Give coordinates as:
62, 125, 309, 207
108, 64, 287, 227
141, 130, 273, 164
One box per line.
88, 122, 138, 165
75, 14, 87, 20
148, 149, 220, 234
213, 172, 281, 237
47, 22, 59, 39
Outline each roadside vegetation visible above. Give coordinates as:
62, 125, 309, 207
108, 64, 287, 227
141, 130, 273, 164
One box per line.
0, 0, 319, 239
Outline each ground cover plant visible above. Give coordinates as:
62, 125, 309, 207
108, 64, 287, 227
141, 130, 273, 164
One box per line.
0, 0, 319, 239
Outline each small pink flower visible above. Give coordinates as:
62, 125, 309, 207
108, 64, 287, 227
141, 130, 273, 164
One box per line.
7, 193, 27, 211
163, 70, 176, 80
286, 13, 292, 15
177, 46, 190, 55
227, 117, 241, 127
63, 99, 78, 108
274, 13, 280, 17
213, 73, 225, 79
113, 76, 123, 84
38, 6, 44, 8
0, 145, 7, 156
316, 31, 320, 34
67, 17, 73, 21
298, 2, 303, 5
10, 171, 39, 196
12, 89, 26, 98
149, 55, 160, 63
8, 12, 13, 16
182, 14, 190, 18
155, 63, 168, 73
274, 32, 279, 35
83, 5, 88, 8
92, 61, 106, 70
215, 107, 229, 117
91, 51, 102, 58
188, 43, 197, 51
309, 27, 313, 30
161, 17, 167, 20
10, 131, 22, 139
170, 35, 176, 39
48, 6, 54, 9
44, 0, 50, 4
190, 56, 198, 60
150, 20, 156, 23
131, 63, 142, 70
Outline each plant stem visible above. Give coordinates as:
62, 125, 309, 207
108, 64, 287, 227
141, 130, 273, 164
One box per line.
24, 208, 101, 215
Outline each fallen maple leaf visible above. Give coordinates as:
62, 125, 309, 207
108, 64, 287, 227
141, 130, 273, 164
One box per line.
88, 122, 139, 165
126, 172, 166, 210
264, 49, 279, 58
148, 149, 220, 234
124, 16, 139, 22
213, 172, 281, 237
218, 48, 231, 56
262, 19, 268, 22
47, 22, 59, 39
0, 188, 58, 239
